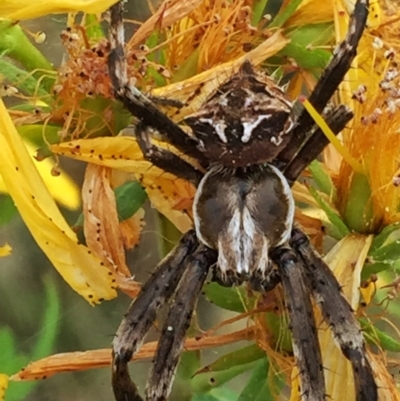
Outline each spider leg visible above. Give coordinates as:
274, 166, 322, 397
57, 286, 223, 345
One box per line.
136, 122, 203, 185
145, 245, 217, 401
290, 228, 378, 401
108, 3, 207, 165
282, 104, 353, 183
112, 230, 200, 401
278, 0, 369, 165
271, 247, 326, 401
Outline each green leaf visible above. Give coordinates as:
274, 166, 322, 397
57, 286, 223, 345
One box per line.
0, 20, 54, 92
252, 0, 269, 26
1, 277, 59, 401
0, 328, 27, 374
270, 0, 303, 28
238, 358, 271, 401
360, 319, 400, 352
362, 261, 395, 277
85, 14, 105, 41
0, 59, 51, 98
0, 196, 17, 226
308, 186, 350, 238
145, 32, 167, 87
173, 350, 201, 400
115, 181, 147, 221
191, 360, 259, 394
264, 312, 292, 353
172, 48, 200, 83
17, 124, 60, 147
286, 23, 333, 47
308, 160, 334, 196
370, 222, 400, 251
273, 24, 333, 73
203, 282, 247, 313
31, 276, 60, 361
74, 181, 147, 229
196, 345, 265, 375
369, 240, 400, 263
342, 172, 374, 233
192, 388, 239, 401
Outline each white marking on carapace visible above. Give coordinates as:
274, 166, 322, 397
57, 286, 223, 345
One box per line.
241, 114, 271, 143
199, 118, 228, 143
244, 95, 255, 108
269, 164, 294, 245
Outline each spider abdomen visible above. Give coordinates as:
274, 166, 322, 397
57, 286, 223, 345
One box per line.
193, 164, 294, 288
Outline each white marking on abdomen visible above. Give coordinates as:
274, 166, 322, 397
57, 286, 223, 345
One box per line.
218, 207, 269, 275
269, 164, 295, 245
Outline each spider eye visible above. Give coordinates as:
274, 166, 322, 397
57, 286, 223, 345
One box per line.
184, 61, 294, 167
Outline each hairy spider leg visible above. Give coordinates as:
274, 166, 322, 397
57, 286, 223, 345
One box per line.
282, 104, 353, 184
270, 246, 325, 401
108, 3, 208, 167
277, 0, 369, 167
135, 122, 203, 185
145, 246, 217, 401
290, 228, 378, 401
112, 230, 203, 401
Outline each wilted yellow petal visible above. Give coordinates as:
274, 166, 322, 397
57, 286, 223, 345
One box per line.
120, 209, 145, 250
0, 373, 8, 401
0, 140, 80, 210
129, 0, 203, 48
344, 0, 382, 28
11, 328, 251, 381
82, 164, 131, 277
369, 351, 400, 401
319, 234, 375, 401
153, 30, 290, 121
51, 137, 195, 232
0, 99, 116, 304
286, 0, 333, 26
0, 243, 12, 257
0, 0, 118, 20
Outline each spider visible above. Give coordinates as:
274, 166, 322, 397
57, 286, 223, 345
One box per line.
107, 1, 377, 400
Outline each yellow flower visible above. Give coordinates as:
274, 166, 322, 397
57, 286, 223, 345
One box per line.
0, 243, 12, 257
0, 139, 80, 210
332, 0, 400, 231
0, 99, 117, 304
0, 373, 8, 401
0, 0, 119, 20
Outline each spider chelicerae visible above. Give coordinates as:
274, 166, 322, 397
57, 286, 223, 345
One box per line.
107, 0, 377, 400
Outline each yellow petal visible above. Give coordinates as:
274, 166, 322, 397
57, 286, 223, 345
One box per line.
0, 0, 118, 20
0, 243, 12, 257
82, 164, 131, 277
286, 0, 333, 27
51, 137, 195, 233
0, 99, 116, 304
0, 140, 80, 210
152, 30, 290, 121
0, 374, 8, 401
320, 234, 374, 401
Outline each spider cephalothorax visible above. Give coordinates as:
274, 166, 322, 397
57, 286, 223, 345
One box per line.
107, 1, 378, 400
185, 61, 294, 167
